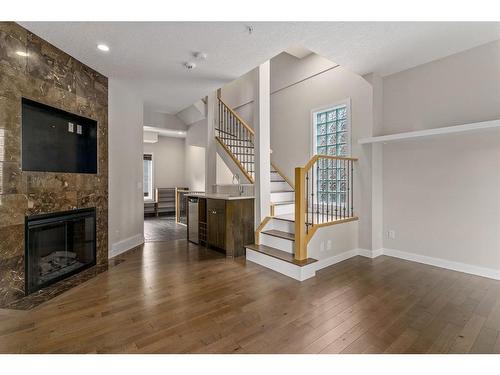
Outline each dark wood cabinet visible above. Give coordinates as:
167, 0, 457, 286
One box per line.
189, 197, 254, 258
207, 199, 226, 250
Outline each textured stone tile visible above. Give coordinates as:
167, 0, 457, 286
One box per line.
0, 95, 21, 131
0, 162, 24, 194
0, 263, 25, 305
26, 191, 78, 216
0, 96, 21, 163
0, 22, 28, 42
0, 223, 24, 259
0, 65, 25, 100
26, 172, 78, 194
0, 29, 27, 73
27, 33, 75, 93
0, 194, 27, 226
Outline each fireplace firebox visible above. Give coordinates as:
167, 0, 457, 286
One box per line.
25, 208, 96, 295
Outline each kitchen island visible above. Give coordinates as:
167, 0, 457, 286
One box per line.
186, 194, 255, 257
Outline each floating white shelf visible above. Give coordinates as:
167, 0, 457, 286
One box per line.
358, 119, 500, 145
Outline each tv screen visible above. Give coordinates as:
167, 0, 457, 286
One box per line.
22, 98, 98, 174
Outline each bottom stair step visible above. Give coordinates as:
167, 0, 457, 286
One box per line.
245, 244, 316, 267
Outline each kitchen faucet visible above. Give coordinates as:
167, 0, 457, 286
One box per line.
232, 174, 244, 196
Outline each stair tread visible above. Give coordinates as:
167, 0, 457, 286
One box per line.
273, 214, 295, 223
262, 229, 295, 241
271, 200, 294, 206
246, 243, 316, 266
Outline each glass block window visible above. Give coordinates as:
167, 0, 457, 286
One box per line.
313, 104, 350, 205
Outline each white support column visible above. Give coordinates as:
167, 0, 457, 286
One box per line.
364, 73, 384, 252
205, 92, 217, 193
253, 61, 271, 226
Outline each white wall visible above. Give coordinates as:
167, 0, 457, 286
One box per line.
108, 79, 144, 257
381, 40, 500, 272
143, 108, 187, 131
185, 119, 207, 191
143, 136, 186, 189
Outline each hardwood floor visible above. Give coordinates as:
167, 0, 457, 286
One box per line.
1, 238, 500, 353
144, 215, 186, 242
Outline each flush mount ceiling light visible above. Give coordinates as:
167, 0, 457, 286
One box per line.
16, 51, 29, 57
97, 44, 110, 52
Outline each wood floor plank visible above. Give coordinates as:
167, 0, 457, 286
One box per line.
1, 236, 500, 354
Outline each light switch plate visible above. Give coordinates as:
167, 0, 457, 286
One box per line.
76, 124, 82, 134
68, 122, 74, 132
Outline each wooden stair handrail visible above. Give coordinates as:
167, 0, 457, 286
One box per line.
218, 97, 255, 136
294, 154, 358, 261
303, 154, 358, 172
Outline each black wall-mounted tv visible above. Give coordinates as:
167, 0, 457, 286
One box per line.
22, 98, 98, 174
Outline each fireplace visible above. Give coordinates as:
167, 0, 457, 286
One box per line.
25, 208, 97, 295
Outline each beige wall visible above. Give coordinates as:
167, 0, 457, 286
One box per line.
109, 79, 144, 255
381, 40, 500, 270
143, 136, 186, 190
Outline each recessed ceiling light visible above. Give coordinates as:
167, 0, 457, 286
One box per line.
97, 44, 110, 52
16, 51, 29, 57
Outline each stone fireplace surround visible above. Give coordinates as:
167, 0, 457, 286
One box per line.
0, 22, 109, 308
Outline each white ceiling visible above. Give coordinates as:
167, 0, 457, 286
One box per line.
20, 22, 500, 114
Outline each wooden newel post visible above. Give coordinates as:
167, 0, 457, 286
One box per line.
294, 167, 307, 261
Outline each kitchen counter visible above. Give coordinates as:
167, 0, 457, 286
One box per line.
186, 193, 255, 201
187, 194, 254, 257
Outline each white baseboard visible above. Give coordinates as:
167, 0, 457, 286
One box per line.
314, 249, 359, 271
357, 248, 384, 259
247, 245, 500, 282
382, 248, 500, 281
246, 249, 316, 281
316, 247, 500, 281
109, 233, 144, 258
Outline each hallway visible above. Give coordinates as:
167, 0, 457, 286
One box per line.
144, 215, 187, 242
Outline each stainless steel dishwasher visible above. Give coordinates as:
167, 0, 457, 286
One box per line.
188, 196, 199, 244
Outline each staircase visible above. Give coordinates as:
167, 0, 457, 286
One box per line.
215, 97, 358, 281
215, 98, 295, 215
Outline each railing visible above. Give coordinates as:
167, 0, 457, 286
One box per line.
294, 155, 358, 260
216, 98, 255, 182
175, 189, 204, 225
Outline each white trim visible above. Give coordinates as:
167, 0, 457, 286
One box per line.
314, 249, 359, 270
357, 248, 383, 259
109, 233, 144, 258
246, 249, 316, 281
358, 119, 500, 145
382, 248, 500, 281
247, 245, 500, 282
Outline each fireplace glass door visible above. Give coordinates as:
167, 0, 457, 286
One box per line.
25, 208, 96, 294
